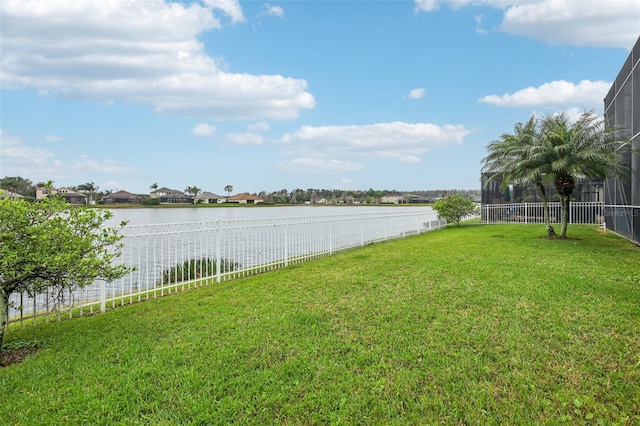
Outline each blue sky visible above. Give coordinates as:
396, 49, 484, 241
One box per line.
1, 0, 639, 195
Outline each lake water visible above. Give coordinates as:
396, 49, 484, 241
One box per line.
107, 205, 435, 226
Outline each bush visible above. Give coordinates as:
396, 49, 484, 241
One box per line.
433, 195, 478, 227
142, 197, 161, 206
161, 257, 240, 284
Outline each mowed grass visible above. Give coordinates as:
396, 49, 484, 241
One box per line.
1, 224, 639, 425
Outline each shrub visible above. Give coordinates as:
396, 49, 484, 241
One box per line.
161, 257, 240, 284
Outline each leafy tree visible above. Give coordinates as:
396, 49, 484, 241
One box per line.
0, 176, 35, 198
0, 197, 130, 348
433, 195, 478, 227
224, 185, 233, 197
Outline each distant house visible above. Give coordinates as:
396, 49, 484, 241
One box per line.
0, 191, 24, 200
227, 193, 263, 204
381, 195, 405, 204
337, 195, 356, 204
36, 187, 53, 200
150, 187, 192, 204
36, 187, 86, 205
103, 190, 143, 204
406, 194, 430, 204
196, 191, 225, 204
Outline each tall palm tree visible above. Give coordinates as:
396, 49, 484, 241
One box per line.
78, 181, 98, 205
482, 116, 556, 236
184, 186, 201, 204
538, 111, 630, 237
224, 185, 233, 198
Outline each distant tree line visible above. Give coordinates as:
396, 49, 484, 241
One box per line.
0, 176, 480, 205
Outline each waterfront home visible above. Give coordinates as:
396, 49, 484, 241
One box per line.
227, 193, 263, 204
103, 190, 143, 204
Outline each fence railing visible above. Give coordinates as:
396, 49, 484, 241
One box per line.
8, 210, 445, 326
480, 202, 605, 225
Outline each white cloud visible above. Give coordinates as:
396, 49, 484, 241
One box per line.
276, 121, 470, 161
407, 88, 425, 99
225, 132, 264, 145
192, 123, 217, 137
500, 0, 640, 49
247, 121, 270, 132
414, 0, 474, 13
69, 156, 140, 175
333, 178, 354, 190
399, 155, 421, 163
479, 80, 611, 110
202, 0, 245, 24
414, 0, 440, 13
0, 129, 139, 183
44, 135, 62, 142
1, 0, 314, 121
263, 4, 285, 18
276, 158, 363, 174
413, 0, 640, 49
0, 129, 55, 168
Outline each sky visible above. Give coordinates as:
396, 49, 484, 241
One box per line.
1, 0, 639, 195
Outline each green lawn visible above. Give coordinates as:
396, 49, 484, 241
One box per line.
1, 224, 639, 425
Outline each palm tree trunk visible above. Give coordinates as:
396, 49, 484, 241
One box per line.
560, 195, 570, 238
537, 183, 556, 237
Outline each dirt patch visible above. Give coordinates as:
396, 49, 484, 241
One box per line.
0, 347, 39, 367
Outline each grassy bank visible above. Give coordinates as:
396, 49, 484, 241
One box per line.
1, 224, 639, 424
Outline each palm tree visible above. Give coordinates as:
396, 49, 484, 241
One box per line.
538, 111, 630, 237
77, 181, 98, 205
150, 182, 158, 193
184, 186, 201, 204
224, 185, 233, 198
482, 116, 556, 236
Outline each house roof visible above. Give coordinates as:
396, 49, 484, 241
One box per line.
154, 187, 184, 194
228, 192, 263, 201
197, 191, 223, 199
0, 191, 24, 199
106, 190, 140, 198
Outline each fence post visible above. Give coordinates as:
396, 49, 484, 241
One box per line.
284, 217, 289, 267
569, 201, 573, 224
361, 218, 365, 247
216, 219, 221, 283
100, 280, 106, 313
329, 220, 334, 255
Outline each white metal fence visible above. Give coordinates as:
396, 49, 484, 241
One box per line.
8, 210, 445, 326
480, 202, 605, 225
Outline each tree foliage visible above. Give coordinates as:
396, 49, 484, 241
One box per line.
184, 186, 201, 203
0, 176, 36, 198
433, 195, 478, 227
482, 110, 631, 238
482, 116, 556, 236
538, 112, 630, 237
0, 197, 130, 349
